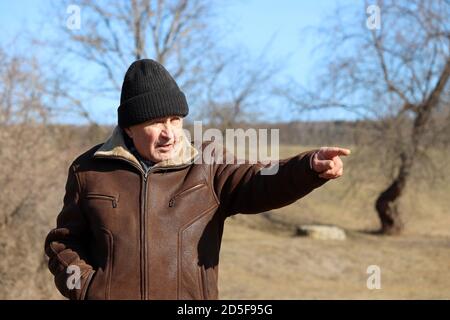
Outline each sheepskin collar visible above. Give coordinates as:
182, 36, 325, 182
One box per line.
93, 126, 198, 170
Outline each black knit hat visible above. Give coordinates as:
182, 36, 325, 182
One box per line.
118, 59, 189, 128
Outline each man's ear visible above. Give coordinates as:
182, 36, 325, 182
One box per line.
124, 127, 133, 139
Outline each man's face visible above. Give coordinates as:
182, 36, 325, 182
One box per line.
124, 115, 184, 163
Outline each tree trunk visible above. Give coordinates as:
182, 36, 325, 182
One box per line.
375, 184, 403, 235
375, 152, 412, 235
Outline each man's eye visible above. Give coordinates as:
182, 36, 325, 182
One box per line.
171, 117, 181, 122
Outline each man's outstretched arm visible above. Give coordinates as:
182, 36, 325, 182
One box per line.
213, 145, 351, 217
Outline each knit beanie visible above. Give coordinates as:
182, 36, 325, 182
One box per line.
118, 59, 189, 128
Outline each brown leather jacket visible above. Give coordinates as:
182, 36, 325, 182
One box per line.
44, 126, 327, 300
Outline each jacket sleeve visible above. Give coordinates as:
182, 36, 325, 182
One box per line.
44, 164, 95, 300
213, 147, 328, 217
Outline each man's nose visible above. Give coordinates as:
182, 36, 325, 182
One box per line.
160, 123, 175, 140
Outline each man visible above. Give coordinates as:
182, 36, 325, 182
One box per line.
44, 59, 350, 300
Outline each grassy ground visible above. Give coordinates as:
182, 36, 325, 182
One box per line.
219, 219, 450, 299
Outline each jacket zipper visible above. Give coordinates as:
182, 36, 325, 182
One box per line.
85, 194, 118, 208
141, 171, 148, 300
168, 183, 206, 207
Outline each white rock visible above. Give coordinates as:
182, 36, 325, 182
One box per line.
295, 225, 346, 240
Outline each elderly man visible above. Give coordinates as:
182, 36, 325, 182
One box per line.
44, 59, 350, 300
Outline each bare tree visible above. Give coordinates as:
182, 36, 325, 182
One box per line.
0, 46, 69, 298
0, 49, 53, 228
47, 0, 284, 127
277, 0, 450, 234
49, 0, 221, 109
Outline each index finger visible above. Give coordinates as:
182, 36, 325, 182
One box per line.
321, 147, 351, 157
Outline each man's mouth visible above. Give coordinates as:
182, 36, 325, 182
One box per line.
156, 142, 174, 151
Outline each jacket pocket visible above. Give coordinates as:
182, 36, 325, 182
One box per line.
84, 228, 113, 300
169, 183, 207, 207
85, 193, 118, 208
103, 228, 113, 299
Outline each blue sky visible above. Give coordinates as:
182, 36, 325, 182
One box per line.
0, 0, 359, 124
